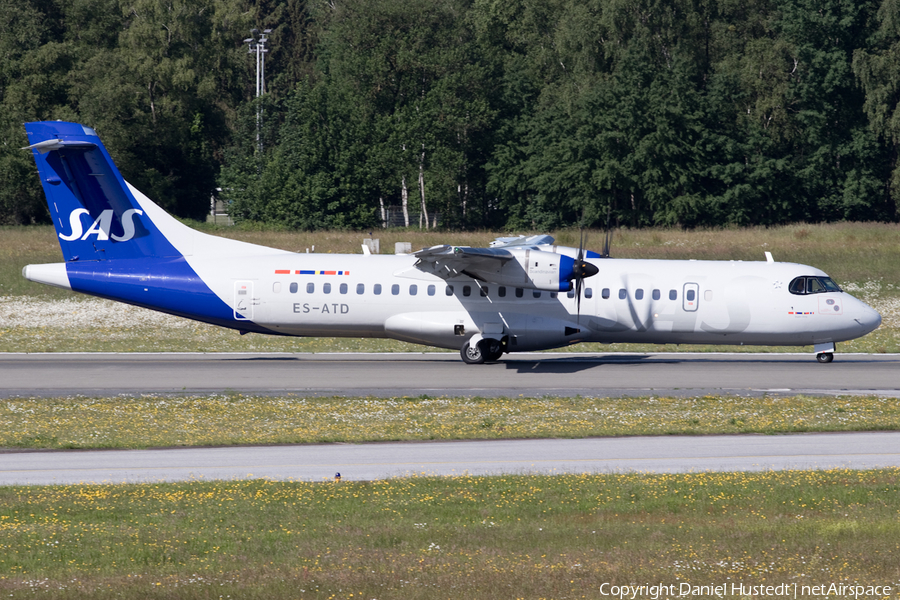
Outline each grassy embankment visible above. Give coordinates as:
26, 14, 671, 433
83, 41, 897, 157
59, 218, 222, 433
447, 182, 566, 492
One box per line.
2, 393, 900, 450
1, 222, 898, 353
1, 470, 899, 599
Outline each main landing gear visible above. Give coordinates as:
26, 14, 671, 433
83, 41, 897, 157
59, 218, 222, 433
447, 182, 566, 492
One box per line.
816, 352, 834, 364
460, 338, 504, 364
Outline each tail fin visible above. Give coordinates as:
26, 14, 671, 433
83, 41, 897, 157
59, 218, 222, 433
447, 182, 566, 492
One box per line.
24, 121, 184, 262
23, 121, 288, 333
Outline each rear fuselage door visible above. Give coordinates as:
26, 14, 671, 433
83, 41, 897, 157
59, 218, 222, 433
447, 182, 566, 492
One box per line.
683, 283, 699, 312
234, 280, 254, 320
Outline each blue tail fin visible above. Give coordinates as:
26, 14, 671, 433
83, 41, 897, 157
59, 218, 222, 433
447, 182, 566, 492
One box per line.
24, 121, 288, 333
24, 121, 181, 262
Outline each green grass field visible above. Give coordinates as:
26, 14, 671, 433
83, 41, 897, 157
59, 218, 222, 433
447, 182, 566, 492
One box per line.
2, 393, 900, 450
1, 471, 899, 599
1, 222, 899, 353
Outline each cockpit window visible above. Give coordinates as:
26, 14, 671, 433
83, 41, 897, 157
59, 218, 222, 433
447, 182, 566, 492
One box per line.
788, 276, 841, 295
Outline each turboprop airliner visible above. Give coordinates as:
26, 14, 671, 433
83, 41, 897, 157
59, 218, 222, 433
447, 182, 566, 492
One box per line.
22, 121, 882, 364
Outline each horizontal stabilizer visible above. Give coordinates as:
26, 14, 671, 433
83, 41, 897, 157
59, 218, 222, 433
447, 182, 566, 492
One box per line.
21, 139, 98, 153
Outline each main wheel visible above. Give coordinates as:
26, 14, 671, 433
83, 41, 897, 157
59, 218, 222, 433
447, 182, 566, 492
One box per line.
816, 352, 834, 364
460, 341, 486, 364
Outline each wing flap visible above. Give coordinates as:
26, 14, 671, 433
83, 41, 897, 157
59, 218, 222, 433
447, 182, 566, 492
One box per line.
414, 244, 515, 279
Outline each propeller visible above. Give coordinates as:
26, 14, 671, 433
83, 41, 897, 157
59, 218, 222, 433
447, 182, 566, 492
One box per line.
571, 229, 599, 320
601, 201, 613, 258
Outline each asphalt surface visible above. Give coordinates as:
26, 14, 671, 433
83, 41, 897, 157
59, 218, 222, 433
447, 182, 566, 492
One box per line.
1, 351, 899, 398
3, 352, 898, 486
2, 432, 900, 485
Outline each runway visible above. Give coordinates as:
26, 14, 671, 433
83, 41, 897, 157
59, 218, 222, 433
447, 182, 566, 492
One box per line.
3, 352, 898, 485
1, 351, 899, 398
2, 432, 900, 485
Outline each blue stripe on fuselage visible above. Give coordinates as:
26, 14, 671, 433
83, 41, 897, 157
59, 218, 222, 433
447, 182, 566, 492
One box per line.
65, 257, 271, 333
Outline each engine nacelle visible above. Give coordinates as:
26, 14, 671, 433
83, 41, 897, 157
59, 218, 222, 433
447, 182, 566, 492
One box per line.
462, 248, 577, 292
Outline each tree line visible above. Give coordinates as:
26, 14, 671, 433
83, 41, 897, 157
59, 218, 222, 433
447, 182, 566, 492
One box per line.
3, 0, 900, 229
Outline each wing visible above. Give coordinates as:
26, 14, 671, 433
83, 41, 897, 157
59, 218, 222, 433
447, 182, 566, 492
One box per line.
412, 235, 584, 292
413, 244, 515, 280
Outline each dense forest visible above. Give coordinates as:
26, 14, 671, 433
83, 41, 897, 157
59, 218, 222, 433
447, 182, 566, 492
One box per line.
3, 0, 900, 229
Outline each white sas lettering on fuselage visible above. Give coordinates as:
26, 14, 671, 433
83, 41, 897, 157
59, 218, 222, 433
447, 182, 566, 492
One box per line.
58, 208, 144, 242
294, 303, 350, 314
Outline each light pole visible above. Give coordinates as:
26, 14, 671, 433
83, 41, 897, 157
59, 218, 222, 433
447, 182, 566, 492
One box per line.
244, 28, 272, 153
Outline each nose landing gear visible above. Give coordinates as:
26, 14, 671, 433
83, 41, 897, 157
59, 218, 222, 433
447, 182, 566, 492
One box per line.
814, 342, 835, 364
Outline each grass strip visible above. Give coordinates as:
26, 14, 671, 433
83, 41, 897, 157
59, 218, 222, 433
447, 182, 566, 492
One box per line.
2, 394, 899, 450
1, 470, 899, 598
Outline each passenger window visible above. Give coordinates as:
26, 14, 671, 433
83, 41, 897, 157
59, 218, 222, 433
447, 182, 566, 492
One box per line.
391, 284, 400, 295
669, 289, 677, 301
602, 288, 610, 299
480, 286, 488, 297
340, 283, 348, 294
307, 282, 315, 294
323, 283, 331, 294
652, 289, 660, 300
619, 289, 627, 300
445, 285, 454, 296
463, 285, 471, 297
635, 289, 644, 300
409, 284, 418, 296
498, 286, 507, 297
585, 288, 593, 299
567, 289, 575, 298
274, 282, 282, 293
704, 290, 713, 301
687, 289, 696, 302
357, 283, 365, 295
427, 284, 435, 296
515, 288, 524, 298
374, 284, 382, 295
289, 282, 298, 294
550, 292, 557, 299
533, 290, 541, 298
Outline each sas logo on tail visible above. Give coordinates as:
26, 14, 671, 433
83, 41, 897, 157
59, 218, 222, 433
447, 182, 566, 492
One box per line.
59, 208, 143, 242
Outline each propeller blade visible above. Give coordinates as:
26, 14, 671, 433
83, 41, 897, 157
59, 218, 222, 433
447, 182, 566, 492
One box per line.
602, 202, 612, 258
575, 275, 582, 320
568, 228, 598, 322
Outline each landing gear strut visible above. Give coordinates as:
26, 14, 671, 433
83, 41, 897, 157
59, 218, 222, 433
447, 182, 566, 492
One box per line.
816, 352, 834, 364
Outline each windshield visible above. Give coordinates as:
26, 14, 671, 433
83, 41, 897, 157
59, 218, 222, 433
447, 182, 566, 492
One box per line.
788, 276, 842, 295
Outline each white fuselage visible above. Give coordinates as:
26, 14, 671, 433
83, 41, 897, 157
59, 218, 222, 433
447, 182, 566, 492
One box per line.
183, 251, 880, 352
22, 120, 883, 362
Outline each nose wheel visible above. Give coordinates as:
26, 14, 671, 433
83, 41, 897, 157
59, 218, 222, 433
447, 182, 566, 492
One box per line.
816, 352, 834, 364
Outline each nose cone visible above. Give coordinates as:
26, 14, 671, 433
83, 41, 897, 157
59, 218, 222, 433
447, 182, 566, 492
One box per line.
858, 301, 882, 335
847, 295, 882, 337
